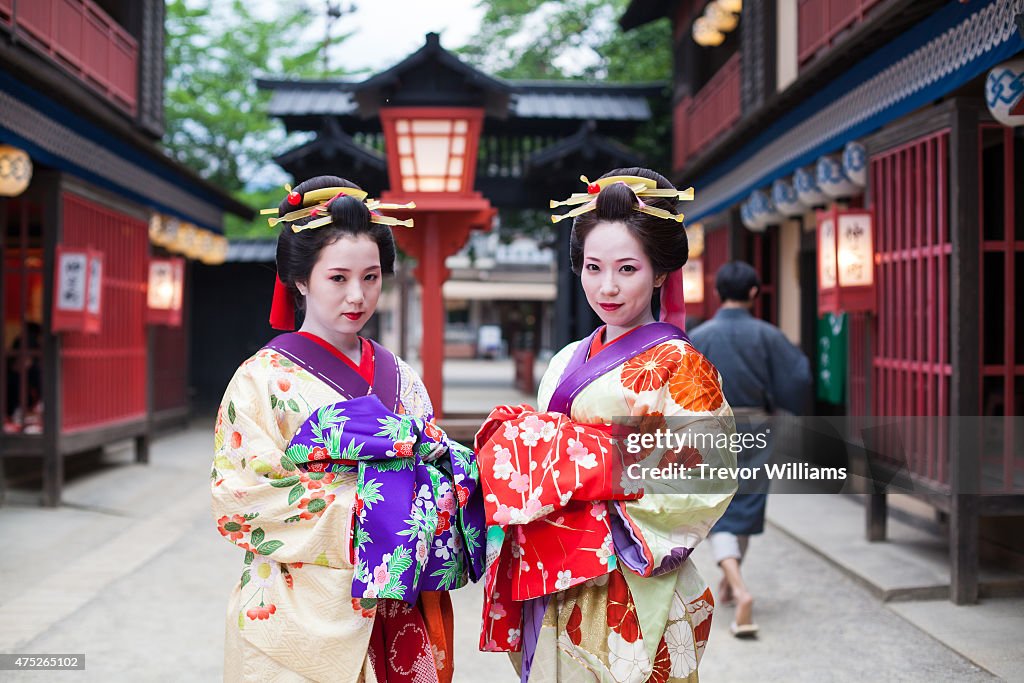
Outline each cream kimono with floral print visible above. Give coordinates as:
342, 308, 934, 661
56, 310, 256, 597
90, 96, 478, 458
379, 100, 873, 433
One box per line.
211, 348, 433, 683
516, 336, 736, 683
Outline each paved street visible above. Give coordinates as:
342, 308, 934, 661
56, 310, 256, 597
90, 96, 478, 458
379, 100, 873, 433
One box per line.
0, 360, 1013, 682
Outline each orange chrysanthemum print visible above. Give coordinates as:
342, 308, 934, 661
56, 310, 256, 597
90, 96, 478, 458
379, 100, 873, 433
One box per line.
620, 343, 683, 394
668, 351, 724, 412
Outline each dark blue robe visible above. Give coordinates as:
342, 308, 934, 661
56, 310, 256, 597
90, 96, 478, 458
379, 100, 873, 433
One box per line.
689, 307, 812, 535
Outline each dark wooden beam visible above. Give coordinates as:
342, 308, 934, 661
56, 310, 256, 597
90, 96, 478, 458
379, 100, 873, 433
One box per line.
948, 99, 982, 605
41, 171, 63, 507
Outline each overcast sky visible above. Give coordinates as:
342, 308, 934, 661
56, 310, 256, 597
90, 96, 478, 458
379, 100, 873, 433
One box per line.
282, 0, 485, 75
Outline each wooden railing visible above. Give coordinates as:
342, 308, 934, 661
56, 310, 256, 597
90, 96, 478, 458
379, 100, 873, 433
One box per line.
0, 0, 138, 115
797, 0, 883, 68
672, 52, 741, 171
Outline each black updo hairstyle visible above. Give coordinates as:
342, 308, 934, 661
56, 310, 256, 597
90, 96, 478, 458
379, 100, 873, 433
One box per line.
275, 175, 397, 313
569, 167, 689, 278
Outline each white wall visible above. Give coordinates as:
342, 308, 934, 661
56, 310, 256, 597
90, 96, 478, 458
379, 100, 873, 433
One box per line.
777, 218, 802, 345
777, 0, 799, 92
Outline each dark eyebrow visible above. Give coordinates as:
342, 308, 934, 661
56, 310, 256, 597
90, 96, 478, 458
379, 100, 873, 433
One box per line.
584, 256, 640, 263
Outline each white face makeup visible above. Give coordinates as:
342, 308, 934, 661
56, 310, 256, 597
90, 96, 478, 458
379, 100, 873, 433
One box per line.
296, 233, 382, 353
580, 221, 667, 340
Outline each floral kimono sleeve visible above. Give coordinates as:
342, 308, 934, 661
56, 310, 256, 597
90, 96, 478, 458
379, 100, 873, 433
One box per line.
612, 340, 737, 578
211, 361, 354, 569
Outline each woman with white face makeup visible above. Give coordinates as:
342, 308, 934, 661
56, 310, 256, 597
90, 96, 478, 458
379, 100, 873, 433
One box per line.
475, 168, 737, 682
212, 175, 485, 683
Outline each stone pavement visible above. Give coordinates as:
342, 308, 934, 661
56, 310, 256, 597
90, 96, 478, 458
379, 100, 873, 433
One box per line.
0, 359, 1020, 682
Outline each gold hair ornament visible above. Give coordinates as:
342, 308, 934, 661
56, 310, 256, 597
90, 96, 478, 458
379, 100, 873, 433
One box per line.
549, 175, 695, 224
260, 185, 416, 232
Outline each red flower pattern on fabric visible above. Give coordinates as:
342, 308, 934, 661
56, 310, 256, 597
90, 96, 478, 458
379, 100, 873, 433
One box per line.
246, 603, 277, 620
606, 570, 641, 643
566, 604, 584, 646
297, 490, 335, 520
620, 343, 683, 394
217, 514, 251, 542
649, 637, 672, 683
668, 351, 724, 412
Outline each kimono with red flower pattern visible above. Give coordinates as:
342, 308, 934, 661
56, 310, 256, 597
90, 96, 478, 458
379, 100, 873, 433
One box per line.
477, 325, 736, 682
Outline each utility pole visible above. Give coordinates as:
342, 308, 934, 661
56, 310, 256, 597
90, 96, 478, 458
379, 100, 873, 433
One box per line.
323, 2, 357, 73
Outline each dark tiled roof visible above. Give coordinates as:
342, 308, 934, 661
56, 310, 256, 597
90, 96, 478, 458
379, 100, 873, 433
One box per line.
266, 87, 357, 118
263, 80, 659, 122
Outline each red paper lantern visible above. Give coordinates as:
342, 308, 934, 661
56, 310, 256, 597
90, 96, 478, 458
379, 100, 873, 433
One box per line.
147, 257, 185, 326
817, 207, 875, 315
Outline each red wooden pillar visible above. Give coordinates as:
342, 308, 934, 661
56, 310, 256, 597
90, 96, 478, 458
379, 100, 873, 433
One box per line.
420, 215, 445, 415
388, 203, 491, 418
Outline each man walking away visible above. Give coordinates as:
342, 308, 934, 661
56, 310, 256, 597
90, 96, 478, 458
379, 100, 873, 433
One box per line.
688, 261, 812, 638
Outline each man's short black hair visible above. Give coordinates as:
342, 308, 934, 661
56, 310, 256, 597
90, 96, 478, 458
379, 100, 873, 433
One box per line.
715, 261, 761, 302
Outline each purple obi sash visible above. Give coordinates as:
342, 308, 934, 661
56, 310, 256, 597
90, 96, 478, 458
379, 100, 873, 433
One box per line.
263, 334, 486, 602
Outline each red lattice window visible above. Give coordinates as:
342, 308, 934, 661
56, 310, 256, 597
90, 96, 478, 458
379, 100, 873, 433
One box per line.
978, 125, 1023, 493
869, 130, 952, 485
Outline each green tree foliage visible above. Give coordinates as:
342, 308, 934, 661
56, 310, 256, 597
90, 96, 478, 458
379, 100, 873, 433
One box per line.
459, 0, 673, 236
164, 0, 352, 235
460, 0, 671, 84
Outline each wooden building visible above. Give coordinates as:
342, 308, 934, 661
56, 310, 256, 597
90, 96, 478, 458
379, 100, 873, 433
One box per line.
0, 0, 250, 505
621, 0, 1024, 603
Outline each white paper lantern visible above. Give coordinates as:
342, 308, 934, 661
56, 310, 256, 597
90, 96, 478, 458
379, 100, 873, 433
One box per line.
740, 200, 761, 232
749, 189, 781, 228
985, 57, 1024, 127
704, 1, 739, 32
794, 166, 827, 206
692, 17, 725, 47
816, 155, 860, 198
771, 178, 805, 217
842, 142, 867, 187
0, 145, 32, 197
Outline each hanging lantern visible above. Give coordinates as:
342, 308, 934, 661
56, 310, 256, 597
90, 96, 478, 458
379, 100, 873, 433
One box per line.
687, 222, 705, 258
794, 166, 828, 206
380, 108, 484, 193
817, 206, 875, 315
681, 258, 704, 305
771, 178, 806, 217
842, 142, 868, 187
148, 213, 165, 245
749, 189, 782, 228
201, 235, 229, 266
53, 246, 103, 333
692, 17, 725, 47
985, 57, 1024, 127
740, 200, 761, 231
147, 257, 185, 326
816, 154, 860, 198
704, 1, 739, 32
0, 145, 32, 197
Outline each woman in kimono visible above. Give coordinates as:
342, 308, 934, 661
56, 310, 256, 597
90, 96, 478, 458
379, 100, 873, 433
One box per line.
212, 175, 484, 683
475, 168, 736, 682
